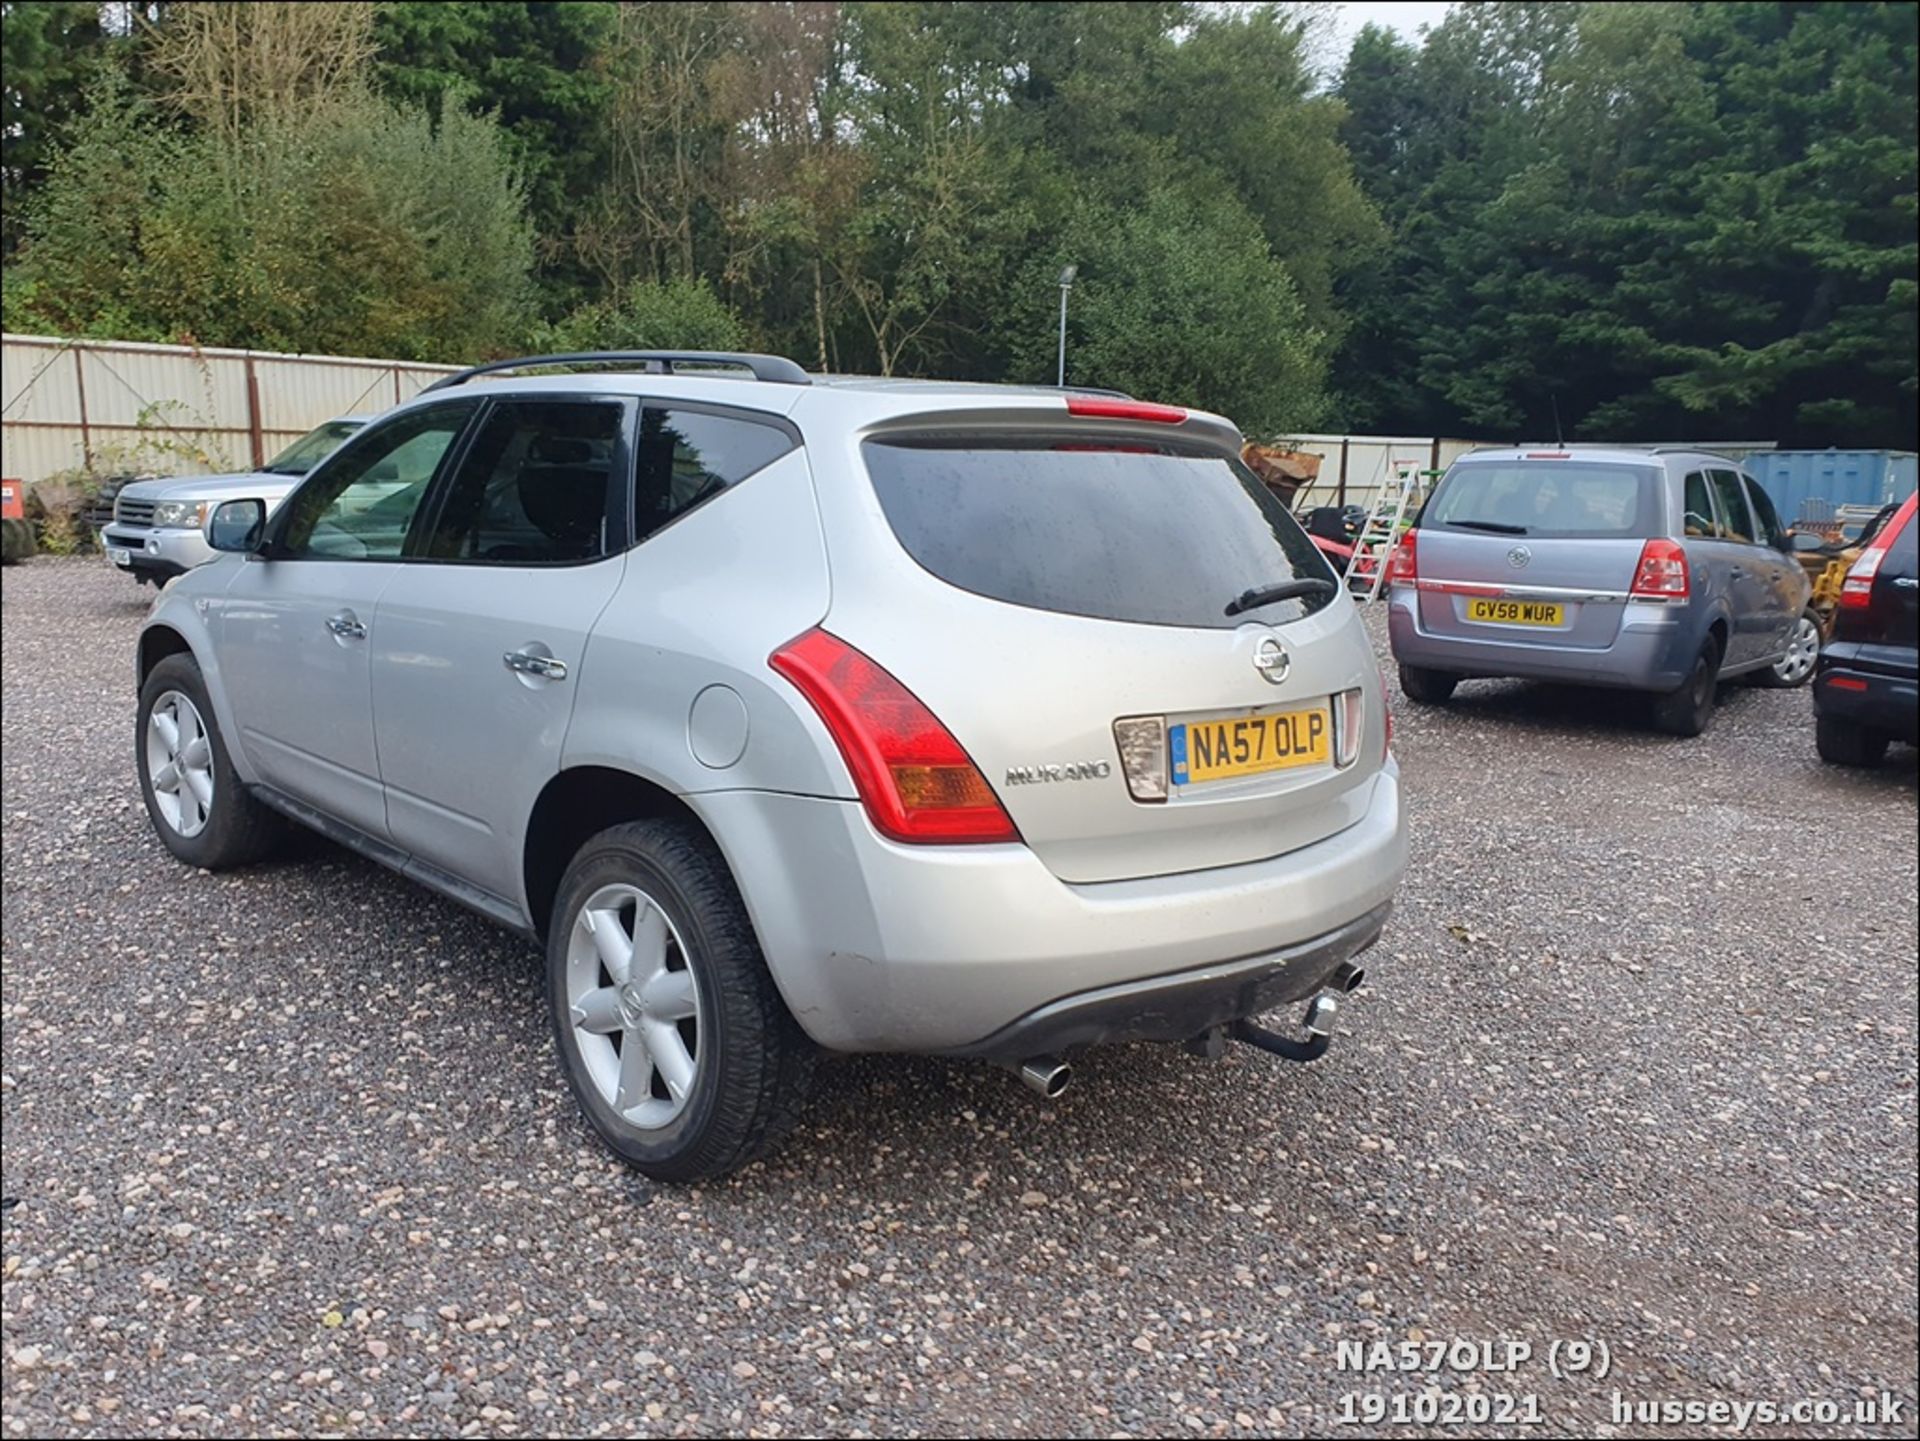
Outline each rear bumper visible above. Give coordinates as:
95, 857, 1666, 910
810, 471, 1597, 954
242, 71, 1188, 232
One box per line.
100, 524, 210, 579
1388, 587, 1695, 691
947, 902, 1389, 1061
693, 763, 1406, 1053
1814, 656, 1919, 741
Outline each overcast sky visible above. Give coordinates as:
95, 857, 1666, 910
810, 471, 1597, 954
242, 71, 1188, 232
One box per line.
1328, 1, 1454, 54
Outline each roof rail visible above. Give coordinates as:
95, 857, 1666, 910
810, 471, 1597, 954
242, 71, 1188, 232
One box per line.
422, 350, 811, 393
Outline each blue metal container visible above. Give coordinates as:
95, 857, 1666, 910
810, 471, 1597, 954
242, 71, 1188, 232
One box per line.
1747, 450, 1919, 522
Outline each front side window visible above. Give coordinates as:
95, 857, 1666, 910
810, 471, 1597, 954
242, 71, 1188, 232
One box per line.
1682, 471, 1720, 538
1741, 476, 1787, 548
277, 403, 472, 559
862, 436, 1337, 629
424, 400, 625, 563
634, 406, 795, 543
1708, 469, 1755, 543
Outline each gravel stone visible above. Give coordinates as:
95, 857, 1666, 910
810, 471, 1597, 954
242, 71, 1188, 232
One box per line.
2, 558, 1915, 1437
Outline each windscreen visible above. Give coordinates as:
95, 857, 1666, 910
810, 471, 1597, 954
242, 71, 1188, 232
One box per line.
862, 436, 1337, 629
1422, 461, 1660, 539
265, 420, 366, 475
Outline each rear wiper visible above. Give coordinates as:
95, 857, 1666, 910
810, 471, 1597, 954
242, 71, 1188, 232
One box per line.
1447, 519, 1528, 535
1224, 577, 1336, 617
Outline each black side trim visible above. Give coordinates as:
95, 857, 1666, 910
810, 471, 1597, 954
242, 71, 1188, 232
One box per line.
249, 784, 535, 938
946, 902, 1393, 1061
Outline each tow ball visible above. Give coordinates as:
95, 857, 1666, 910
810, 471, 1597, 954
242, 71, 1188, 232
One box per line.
1186, 982, 1349, 1064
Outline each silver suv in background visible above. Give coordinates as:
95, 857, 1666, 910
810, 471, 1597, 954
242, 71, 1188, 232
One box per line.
1387, 447, 1818, 735
101, 418, 367, 585
132, 351, 1406, 1181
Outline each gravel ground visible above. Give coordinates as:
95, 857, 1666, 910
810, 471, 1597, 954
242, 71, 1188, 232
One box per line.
3, 555, 1915, 1439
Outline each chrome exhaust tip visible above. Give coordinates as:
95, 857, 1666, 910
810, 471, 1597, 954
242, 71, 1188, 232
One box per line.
1015, 1057, 1073, 1099
1333, 961, 1367, 993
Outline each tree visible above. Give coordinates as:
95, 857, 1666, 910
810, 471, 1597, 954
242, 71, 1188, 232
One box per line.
5, 69, 534, 360
372, 1, 614, 301
537, 276, 746, 351
1, 0, 115, 253
1006, 188, 1329, 436
144, 1, 378, 150
1333, 1, 1918, 447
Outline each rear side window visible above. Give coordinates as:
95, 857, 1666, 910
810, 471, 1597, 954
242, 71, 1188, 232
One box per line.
1682, 471, 1719, 538
1709, 470, 1755, 542
635, 406, 795, 542
1885, 506, 1918, 578
1422, 462, 1658, 539
425, 399, 624, 563
862, 437, 1337, 629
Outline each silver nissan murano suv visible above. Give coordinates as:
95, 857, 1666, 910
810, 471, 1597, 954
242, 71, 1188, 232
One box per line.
134, 352, 1407, 1180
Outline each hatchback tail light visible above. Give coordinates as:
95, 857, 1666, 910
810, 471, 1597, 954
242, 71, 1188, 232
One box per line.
1630, 538, 1690, 599
1841, 539, 1895, 610
770, 629, 1018, 844
1384, 530, 1417, 585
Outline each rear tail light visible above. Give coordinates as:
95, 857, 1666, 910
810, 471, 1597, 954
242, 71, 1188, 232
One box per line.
1630, 538, 1690, 599
1065, 396, 1188, 425
770, 629, 1019, 843
1334, 689, 1365, 768
1825, 674, 1869, 692
1840, 537, 1897, 609
1384, 530, 1417, 585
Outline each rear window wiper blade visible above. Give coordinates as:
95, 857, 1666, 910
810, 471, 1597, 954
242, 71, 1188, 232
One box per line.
1224, 577, 1336, 617
1446, 519, 1529, 535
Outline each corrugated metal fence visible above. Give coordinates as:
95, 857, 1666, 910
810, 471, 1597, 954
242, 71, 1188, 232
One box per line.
1, 333, 460, 488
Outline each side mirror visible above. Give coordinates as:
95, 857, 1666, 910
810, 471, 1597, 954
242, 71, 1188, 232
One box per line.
207, 498, 266, 553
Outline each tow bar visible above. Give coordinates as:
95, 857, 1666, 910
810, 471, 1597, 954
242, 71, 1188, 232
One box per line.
1186, 986, 1347, 1064
1233, 993, 1339, 1062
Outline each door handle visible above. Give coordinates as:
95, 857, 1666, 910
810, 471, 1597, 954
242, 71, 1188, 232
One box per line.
503, 650, 567, 681
326, 612, 367, 640
1728, 566, 1745, 579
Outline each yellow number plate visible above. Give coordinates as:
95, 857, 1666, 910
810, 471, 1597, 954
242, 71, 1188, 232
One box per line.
1465, 598, 1564, 626
1171, 706, 1330, 787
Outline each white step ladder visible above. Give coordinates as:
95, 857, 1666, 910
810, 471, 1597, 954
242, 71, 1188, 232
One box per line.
1342, 460, 1421, 602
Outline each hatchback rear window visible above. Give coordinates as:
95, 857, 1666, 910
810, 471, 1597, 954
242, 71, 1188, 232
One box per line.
1422, 462, 1660, 539
862, 436, 1337, 629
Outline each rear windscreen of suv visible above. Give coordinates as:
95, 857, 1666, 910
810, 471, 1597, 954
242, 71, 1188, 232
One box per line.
862, 436, 1338, 629
1423, 462, 1660, 539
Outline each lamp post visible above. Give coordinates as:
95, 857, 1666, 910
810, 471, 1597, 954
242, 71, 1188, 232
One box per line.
1056, 263, 1077, 388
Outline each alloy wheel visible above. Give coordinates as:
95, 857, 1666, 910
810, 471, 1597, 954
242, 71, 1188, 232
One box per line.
1772, 615, 1820, 685
146, 690, 215, 837
564, 883, 705, 1129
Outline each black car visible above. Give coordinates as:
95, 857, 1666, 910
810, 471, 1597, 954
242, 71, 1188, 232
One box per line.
1814, 491, 1918, 767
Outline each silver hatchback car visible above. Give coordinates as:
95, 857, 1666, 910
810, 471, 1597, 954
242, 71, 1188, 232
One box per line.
1387, 447, 1819, 735
134, 351, 1406, 1180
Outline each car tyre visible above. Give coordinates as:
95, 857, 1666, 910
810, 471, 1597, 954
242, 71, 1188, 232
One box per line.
1755, 610, 1821, 688
137, 653, 285, 868
547, 819, 815, 1183
1814, 714, 1889, 769
1651, 634, 1722, 737
1397, 664, 1458, 705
